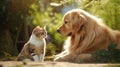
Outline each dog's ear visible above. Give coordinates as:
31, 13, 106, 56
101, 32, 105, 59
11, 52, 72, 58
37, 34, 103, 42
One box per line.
71, 12, 86, 33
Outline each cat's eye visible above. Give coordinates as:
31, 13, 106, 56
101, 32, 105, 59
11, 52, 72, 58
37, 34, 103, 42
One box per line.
41, 32, 44, 35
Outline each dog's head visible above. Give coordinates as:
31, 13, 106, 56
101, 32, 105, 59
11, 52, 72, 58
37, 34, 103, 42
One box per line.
32, 26, 47, 39
57, 10, 86, 36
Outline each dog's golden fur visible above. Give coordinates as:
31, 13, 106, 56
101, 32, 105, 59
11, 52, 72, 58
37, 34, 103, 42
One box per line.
54, 9, 120, 62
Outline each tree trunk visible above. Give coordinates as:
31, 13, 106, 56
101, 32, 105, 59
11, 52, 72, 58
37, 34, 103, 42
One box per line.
0, 30, 15, 56
14, 23, 23, 54
23, 22, 29, 41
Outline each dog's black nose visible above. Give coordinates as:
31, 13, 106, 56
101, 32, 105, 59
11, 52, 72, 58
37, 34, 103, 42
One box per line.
57, 29, 60, 33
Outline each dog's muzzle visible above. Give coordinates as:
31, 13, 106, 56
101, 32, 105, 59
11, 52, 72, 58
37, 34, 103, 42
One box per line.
67, 32, 72, 36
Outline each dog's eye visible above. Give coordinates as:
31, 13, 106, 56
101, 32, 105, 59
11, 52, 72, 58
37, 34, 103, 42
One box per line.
65, 21, 68, 24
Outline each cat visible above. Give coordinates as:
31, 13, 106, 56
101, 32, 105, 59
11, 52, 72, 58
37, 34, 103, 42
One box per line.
17, 26, 47, 62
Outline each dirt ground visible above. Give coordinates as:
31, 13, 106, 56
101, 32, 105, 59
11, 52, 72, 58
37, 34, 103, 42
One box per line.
0, 61, 120, 67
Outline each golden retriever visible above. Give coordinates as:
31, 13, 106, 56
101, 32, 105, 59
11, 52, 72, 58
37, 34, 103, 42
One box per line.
54, 9, 120, 63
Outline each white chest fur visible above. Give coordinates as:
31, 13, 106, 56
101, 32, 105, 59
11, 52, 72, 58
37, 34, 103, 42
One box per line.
29, 34, 46, 46
28, 34, 46, 62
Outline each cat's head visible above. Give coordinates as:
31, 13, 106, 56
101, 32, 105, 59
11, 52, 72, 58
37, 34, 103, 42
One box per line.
32, 26, 47, 39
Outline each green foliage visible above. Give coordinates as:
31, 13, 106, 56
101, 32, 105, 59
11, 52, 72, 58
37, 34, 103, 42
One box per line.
93, 43, 120, 63
80, 0, 120, 30
46, 42, 56, 56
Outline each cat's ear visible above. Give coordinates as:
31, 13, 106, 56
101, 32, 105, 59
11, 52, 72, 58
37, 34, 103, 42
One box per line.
36, 26, 40, 28
44, 25, 46, 31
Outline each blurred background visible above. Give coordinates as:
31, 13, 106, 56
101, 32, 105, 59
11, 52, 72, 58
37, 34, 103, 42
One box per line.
0, 0, 120, 61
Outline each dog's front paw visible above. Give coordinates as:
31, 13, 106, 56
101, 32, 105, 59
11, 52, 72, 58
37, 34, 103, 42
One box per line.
54, 57, 68, 62
54, 54, 75, 62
